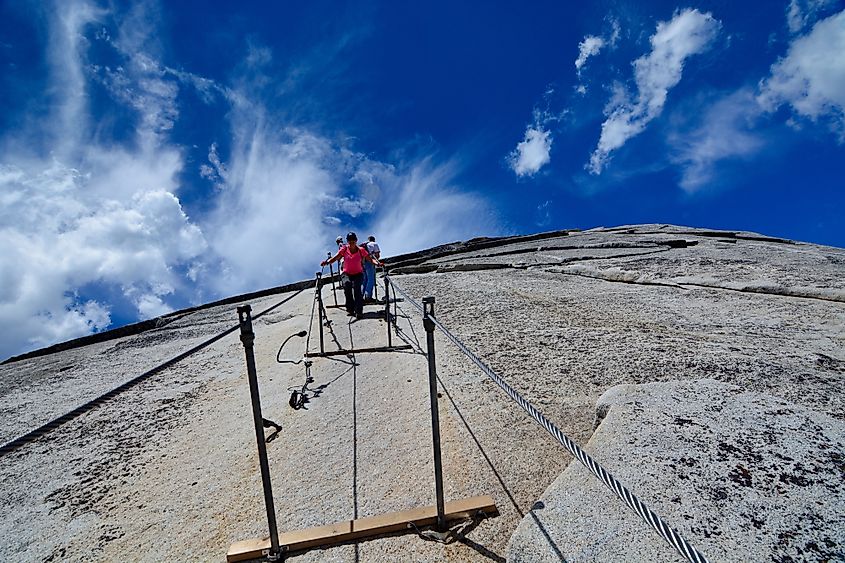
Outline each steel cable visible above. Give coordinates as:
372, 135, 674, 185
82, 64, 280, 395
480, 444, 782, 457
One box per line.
387, 276, 709, 563
1, 288, 306, 457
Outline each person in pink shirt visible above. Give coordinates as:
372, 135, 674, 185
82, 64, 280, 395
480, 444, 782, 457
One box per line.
322, 232, 382, 318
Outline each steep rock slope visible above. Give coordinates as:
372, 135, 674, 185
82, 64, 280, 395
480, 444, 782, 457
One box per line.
1, 224, 843, 562
391, 224, 845, 561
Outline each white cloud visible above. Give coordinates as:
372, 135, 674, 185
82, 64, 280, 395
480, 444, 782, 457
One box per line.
589, 8, 722, 174
318, 194, 375, 217
576, 18, 622, 73
199, 142, 227, 183
574, 18, 621, 94
669, 90, 765, 191
787, 0, 838, 33
575, 36, 606, 73
200, 117, 498, 294
0, 0, 500, 359
0, 160, 206, 358
133, 293, 174, 319
0, 0, 207, 358
758, 9, 845, 140
508, 127, 553, 177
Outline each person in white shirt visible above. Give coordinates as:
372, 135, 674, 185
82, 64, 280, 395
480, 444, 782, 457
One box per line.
335, 235, 345, 270
362, 235, 381, 301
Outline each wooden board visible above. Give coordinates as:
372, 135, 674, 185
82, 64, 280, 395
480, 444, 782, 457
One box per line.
326, 298, 403, 309
227, 495, 498, 562
305, 345, 412, 358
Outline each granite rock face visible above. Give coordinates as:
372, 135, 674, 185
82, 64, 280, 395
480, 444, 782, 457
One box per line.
1, 224, 843, 562
507, 379, 845, 562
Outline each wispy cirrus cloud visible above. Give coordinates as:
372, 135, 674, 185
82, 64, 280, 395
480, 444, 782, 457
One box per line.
0, 0, 209, 358
0, 0, 498, 359
665, 7, 845, 193
786, 0, 838, 34
368, 159, 497, 256
589, 8, 722, 174
534, 200, 552, 228
45, 0, 106, 156
669, 89, 765, 192
90, 3, 230, 146
199, 109, 497, 296
197, 40, 499, 296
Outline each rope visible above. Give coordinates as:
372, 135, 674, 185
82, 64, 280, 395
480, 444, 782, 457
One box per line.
1, 288, 307, 457
387, 276, 709, 563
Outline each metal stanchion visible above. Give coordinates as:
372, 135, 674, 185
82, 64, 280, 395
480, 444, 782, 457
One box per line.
374, 266, 379, 301
316, 272, 325, 354
384, 274, 392, 348
237, 305, 282, 561
422, 296, 446, 532
328, 252, 338, 307
392, 281, 399, 335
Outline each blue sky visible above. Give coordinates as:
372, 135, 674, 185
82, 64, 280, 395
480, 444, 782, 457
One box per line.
1, 0, 844, 358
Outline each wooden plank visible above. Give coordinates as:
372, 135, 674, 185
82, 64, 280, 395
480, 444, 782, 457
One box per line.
326, 298, 403, 309
305, 345, 412, 358
227, 495, 498, 562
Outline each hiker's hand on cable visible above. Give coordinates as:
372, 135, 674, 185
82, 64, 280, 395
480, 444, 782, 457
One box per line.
320, 260, 328, 267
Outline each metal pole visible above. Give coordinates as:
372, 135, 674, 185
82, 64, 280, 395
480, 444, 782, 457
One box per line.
237, 305, 282, 560
316, 272, 325, 354
328, 252, 338, 307
392, 281, 399, 334
374, 266, 379, 301
384, 274, 392, 348
422, 296, 446, 532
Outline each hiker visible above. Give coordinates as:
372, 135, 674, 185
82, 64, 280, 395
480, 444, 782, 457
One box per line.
335, 235, 345, 270
322, 232, 382, 319
362, 235, 381, 302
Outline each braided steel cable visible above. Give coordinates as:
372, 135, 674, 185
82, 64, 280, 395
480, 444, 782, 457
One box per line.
387, 276, 709, 563
1, 288, 306, 457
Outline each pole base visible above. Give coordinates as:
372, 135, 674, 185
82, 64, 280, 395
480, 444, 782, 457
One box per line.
226, 495, 498, 561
